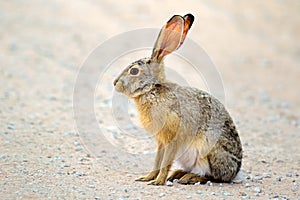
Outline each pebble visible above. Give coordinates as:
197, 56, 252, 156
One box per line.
285, 172, 292, 177
244, 183, 251, 188
166, 181, 173, 186
242, 195, 251, 199
262, 173, 271, 178
253, 187, 261, 193
232, 179, 243, 184
206, 181, 213, 186
196, 190, 205, 196
241, 192, 247, 196
60, 163, 69, 168
260, 159, 268, 164
75, 147, 83, 151
75, 172, 85, 176
56, 170, 63, 175
74, 141, 80, 146
251, 176, 263, 183
159, 193, 165, 197
291, 182, 300, 192
7, 124, 16, 130
0, 154, 7, 159
223, 191, 233, 196
33, 189, 39, 193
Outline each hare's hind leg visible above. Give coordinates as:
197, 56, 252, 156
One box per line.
167, 169, 187, 182
208, 149, 242, 182
177, 173, 209, 185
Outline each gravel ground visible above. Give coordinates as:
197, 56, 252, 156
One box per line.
1, 0, 300, 199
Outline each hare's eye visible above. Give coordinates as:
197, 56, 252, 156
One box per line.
129, 67, 139, 75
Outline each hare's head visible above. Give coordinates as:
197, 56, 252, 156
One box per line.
113, 14, 194, 98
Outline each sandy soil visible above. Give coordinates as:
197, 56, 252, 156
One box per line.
1, 0, 299, 199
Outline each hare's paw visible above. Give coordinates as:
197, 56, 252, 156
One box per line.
178, 173, 209, 185
148, 178, 165, 186
135, 170, 159, 182
135, 176, 154, 182
167, 169, 187, 182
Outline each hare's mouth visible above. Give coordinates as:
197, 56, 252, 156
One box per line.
132, 84, 152, 97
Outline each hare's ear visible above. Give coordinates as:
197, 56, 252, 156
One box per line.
178, 14, 194, 49
151, 14, 194, 63
151, 15, 184, 63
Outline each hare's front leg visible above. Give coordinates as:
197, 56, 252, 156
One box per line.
148, 141, 178, 185
135, 143, 164, 182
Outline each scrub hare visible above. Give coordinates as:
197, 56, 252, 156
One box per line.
113, 14, 242, 185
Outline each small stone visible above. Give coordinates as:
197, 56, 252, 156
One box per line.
7, 124, 15, 130
242, 195, 251, 199
253, 187, 261, 193
173, 179, 179, 183
244, 183, 251, 188
196, 190, 205, 196
75, 171, 84, 176
291, 182, 300, 192
166, 181, 173, 186
262, 173, 271, 178
56, 170, 63, 175
251, 176, 262, 183
159, 193, 165, 197
223, 191, 233, 196
286, 172, 292, 177
0, 154, 7, 159
74, 141, 80, 146
232, 179, 243, 184
186, 195, 192, 199
207, 181, 213, 186
275, 177, 282, 182
75, 147, 83, 151
60, 163, 69, 168
260, 159, 268, 164
33, 189, 39, 193
241, 192, 247, 196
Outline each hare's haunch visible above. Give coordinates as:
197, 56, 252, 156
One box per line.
113, 13, 242, 185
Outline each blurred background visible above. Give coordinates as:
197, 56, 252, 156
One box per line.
0, 0, 299, 199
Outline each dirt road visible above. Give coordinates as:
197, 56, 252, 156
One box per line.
1, 0, 299, 199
